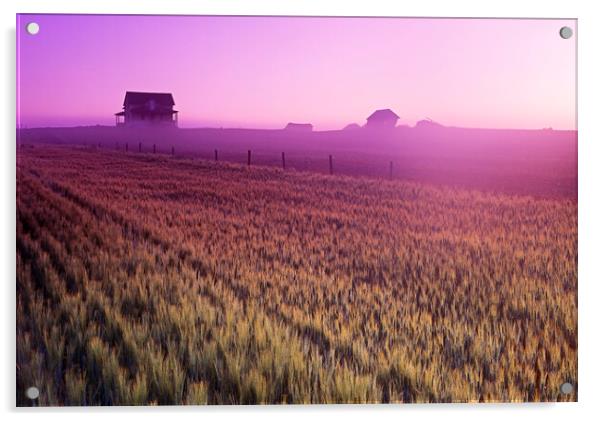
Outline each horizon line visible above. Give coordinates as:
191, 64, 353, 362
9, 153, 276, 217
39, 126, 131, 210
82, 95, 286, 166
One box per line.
16, 123, 578, 133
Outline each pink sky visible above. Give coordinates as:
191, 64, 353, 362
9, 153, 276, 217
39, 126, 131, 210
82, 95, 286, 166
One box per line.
16, 15, 576, 130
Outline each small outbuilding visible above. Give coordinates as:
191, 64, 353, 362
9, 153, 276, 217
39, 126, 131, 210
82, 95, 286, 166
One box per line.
366, 109, 399, 128
284, 122, 313, 132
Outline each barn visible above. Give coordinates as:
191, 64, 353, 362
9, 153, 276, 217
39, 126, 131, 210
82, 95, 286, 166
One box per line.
366, 109, 399, 128
115, 91, 178, 127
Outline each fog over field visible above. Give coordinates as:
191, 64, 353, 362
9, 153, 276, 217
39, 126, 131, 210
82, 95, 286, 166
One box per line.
17, 124, 577, 198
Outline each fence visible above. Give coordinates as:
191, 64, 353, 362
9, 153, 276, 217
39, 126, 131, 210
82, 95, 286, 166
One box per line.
81, 141, 398, 180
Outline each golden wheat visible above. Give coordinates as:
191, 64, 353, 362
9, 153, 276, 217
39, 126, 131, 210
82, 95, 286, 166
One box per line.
16, 145, 577, 405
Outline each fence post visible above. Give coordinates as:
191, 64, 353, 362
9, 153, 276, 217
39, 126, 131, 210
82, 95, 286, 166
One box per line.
282, 152, 286, 170
139, 142, 142, 153
172, 146, 175, 156
329, 155, 333, 175
153, 144, 156, 154
248, 150, 251, 166
389, 161, 393, 180
126, 143, 128, 152
214, 149, 218, 161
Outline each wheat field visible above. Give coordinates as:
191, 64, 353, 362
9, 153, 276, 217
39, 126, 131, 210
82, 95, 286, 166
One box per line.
16, 145, 577, 405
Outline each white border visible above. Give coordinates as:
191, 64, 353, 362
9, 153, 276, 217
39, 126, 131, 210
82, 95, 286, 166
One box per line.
2, 1, 601, 420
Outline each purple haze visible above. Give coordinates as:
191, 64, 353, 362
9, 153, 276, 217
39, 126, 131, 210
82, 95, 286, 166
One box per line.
17, 15, 576, 130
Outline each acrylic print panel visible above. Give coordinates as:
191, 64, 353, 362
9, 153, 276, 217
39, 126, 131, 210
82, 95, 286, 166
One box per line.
16, 14, 577, 406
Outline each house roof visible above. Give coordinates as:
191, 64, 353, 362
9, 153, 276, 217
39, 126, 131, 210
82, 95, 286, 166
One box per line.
123, 91, 175, 107
367, 109, 400, 121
